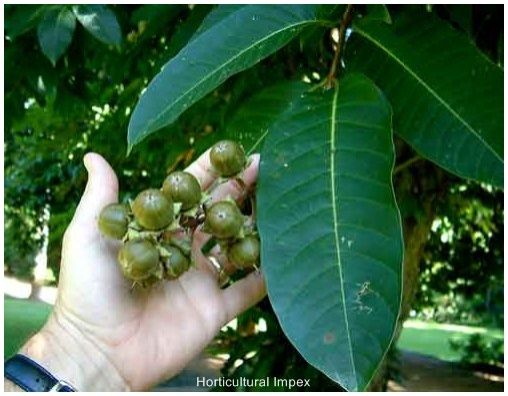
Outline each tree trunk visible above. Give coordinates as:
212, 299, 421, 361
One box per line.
367, 205, 434, 391
28, 281, 44, 301
396, 201, 435, 337
368, 152, 448, 391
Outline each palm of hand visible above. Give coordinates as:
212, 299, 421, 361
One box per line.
50, 152, 264, 391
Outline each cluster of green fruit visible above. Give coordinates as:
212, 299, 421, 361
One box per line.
97, 140, 260, 287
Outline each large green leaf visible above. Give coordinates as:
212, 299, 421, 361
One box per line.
346, 12, 503, 187
37, 7, 76, 65
72, 5, 121, 46
127, 5, 334, 151
190, 5, 244, 40
257, 73, 403, 391
193, 5, 340, 42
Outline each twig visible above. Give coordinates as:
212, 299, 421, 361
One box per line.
324, 4, 354, 89
393, 155, 423, 175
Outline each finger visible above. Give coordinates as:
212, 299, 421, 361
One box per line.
191, 229, 238, 280
208, 244, 236, 275
190, 152, 258, 243
209, 154, 259, 203
193, 154, 259, 276
184, 148, 217, 190
221, 270, 266, 323
71, 153, 119, 229
190, 153, 259, 277
191, 228, 220, 277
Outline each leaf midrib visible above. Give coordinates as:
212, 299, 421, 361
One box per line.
353, 24, 503, 164
330, 85, 357, 387
134, 14, 328, 141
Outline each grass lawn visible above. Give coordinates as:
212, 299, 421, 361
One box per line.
397, 319, 504, 362
4, 297, 52, 359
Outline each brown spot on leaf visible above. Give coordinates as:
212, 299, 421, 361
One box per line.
323, 331, 336, 344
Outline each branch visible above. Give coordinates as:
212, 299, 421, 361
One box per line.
393, 155, 423, 175
324, 4, 354, 89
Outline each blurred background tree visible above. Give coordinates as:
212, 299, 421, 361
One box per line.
4, 4, 503, 390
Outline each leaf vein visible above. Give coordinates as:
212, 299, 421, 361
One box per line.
331, 85, 357, 384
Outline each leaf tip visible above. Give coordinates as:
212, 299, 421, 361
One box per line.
43, 52, 58, 67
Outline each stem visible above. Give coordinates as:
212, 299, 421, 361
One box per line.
393, 155, 422, 175
325, 4, 354, 89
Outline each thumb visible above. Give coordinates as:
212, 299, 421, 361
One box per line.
71, 153, 119, 229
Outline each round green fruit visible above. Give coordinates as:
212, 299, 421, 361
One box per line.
210, 140, 246, 177
228, 235, 260, 269
204, 200, 243, 239
98, 203, 130, 239
118, 240, 159, 281
132, 189, 174, 230
162, 171, 201, 210
162, 244, 190, 279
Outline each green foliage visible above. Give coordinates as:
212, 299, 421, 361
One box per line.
4, 209, 39, 279
347, 9, 503, 187
127, 5, 335, 150
414, 182, 503, 328
5, 5, 48, 39
4, 4, 503, 391
223, 82, 310, 153
31, 5, 122, 65
449, 333, 504, 366
365, 5, 392, 24
72, 5, 122, 46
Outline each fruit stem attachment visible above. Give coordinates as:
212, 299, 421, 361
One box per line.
324, 4, 354, 89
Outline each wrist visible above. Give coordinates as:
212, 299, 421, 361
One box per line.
19, 313, 129, 391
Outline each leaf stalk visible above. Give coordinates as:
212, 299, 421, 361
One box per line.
325, 4, 354, 89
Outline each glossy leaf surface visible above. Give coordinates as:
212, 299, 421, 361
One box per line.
347, 13, 503, 186
37, 8, 76, 65
257, 73, 403, 390
128, 5, 333, 150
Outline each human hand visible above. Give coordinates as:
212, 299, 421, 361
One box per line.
20, 150, 266, 391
